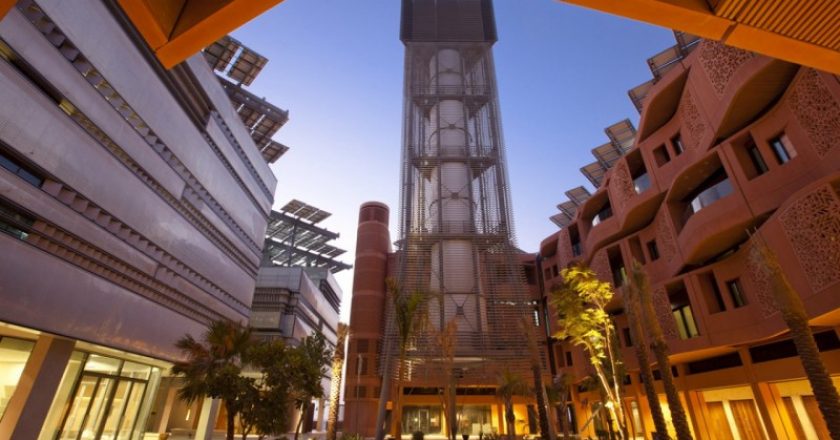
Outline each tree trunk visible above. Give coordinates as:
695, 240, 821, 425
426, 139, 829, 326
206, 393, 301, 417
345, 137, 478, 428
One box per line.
532, 365, 553, 440
635, 264, 692, 440
624, 285, 670, 439
226, 406, 236, 440
505, 400, 516, 440
294, 402, 307, 440
751, 237, 840, 439
327, 326, 347, 440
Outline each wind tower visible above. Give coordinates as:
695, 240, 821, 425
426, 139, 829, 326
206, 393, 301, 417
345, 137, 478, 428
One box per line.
376, 0, 540, 435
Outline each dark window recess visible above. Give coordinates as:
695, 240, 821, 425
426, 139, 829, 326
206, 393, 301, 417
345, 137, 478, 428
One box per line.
623, 375, 632, 385
565, 351, 573, 366
653, 145, 671, 166
552, 265, 559, 277
569, 225, 582, 257
703, 273, 727, 314
686, 352, 743, 375
591, 201, 613, 227
647, 240, 660, 261
746, 140, 769, 177
652, 366, 679, 381
354, 386, 366, 398
0, 40, 64, 105
769, 134, 796, 165
0, 200, 35, 240
622, 327, 633, 347
629, 237, 645, 265
0, 148, 44, 188
726, 279, 747, 308
555, 346, 565, 367
524, 266, 537, 285
750, 331, 840, 363
608, 248, 626, 287
672, 134, 685, 156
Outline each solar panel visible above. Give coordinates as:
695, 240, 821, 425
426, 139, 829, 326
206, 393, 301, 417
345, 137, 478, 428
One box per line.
565, 186, 591, 206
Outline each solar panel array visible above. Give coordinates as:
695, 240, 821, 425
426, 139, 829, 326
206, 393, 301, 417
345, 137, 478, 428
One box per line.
204, 35, 267, 86
262, 200, 351, 273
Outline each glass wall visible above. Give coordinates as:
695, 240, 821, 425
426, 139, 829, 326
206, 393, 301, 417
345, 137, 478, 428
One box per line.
0, 336, 36, 421
403, 406, 443, 435
39, 352, 160, 440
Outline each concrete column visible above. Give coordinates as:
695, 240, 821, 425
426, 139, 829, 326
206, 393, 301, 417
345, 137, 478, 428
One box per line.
194, 398, 221, 440
0, 1, 15, 21
675, 363, 704, 440
737, 348, 787, 439
156, 384, 178, 434
0, 335, 74, 440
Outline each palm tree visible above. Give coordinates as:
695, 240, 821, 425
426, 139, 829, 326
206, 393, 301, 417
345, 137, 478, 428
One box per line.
327, 323, 349, 440
749, 235, 840, 439
632, 262, 691, 440
375, 279, 426, 440
521, 317, 553, 440
172, 320, 254, 440
497, 368, 529, 440
546, 372, 574, 439
624, 262, 670, 440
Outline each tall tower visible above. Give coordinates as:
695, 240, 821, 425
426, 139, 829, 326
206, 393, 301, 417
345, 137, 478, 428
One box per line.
377, 0, 539, 436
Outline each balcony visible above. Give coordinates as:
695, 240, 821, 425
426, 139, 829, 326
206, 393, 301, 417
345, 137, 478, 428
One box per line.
682, 178, 733, 224
633, 173, 651, 194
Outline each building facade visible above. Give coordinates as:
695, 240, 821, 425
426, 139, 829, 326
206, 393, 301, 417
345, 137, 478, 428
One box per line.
0, 1, 281, 439
346, 0, 549, 437
540, 36, 840, 439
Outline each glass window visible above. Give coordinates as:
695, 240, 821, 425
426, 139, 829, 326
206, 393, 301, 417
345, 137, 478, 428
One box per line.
746, 141, 768, 176
83, 354, 122, 375
591, 203, 613, 227
727, 279, 747, 308
0, 149, 44, 188
402, 406, 443, 434
673, 305, 700, 340
0, 201, 35, 241
683, 169, 733, 222
120, 361, 151, 380
672, 134, 684, 155
38, 351, 85, 440
770, 134, 797, 164
0, 337, 35, 420
633, 173, 651, 194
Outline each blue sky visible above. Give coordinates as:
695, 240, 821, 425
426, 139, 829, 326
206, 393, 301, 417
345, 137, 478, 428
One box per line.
232, 0, 675, 320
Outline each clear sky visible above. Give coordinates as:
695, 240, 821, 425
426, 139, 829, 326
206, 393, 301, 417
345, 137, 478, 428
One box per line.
231, 0, 676, 322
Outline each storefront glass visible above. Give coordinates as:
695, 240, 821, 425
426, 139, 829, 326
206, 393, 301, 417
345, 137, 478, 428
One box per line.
456, 405, 494, 435
0, 336, 35, 421
38, 351, 159, 440
403, 406, 443, 434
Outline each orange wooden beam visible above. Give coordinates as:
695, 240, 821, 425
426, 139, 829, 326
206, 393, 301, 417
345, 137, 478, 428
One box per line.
1, 0, 16, 21
559, 0, 840, 74
119, 0, 284, 69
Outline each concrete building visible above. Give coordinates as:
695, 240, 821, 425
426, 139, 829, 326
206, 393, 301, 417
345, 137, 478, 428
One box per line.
540, 32, 840, 439
0, 1, 284, 439
345, 0, 548, 437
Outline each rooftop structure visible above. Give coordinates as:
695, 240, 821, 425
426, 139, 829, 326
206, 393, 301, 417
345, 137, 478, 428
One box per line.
262, 199, 351, 273
204, 35, 290, 163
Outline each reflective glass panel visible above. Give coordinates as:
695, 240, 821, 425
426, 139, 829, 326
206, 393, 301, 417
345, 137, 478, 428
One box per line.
116, 382, 146, 439
83, 355, 121, 375
0, 337, 35, 420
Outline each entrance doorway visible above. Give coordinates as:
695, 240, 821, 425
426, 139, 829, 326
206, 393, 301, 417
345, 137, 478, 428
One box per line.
55, 354, 155, 440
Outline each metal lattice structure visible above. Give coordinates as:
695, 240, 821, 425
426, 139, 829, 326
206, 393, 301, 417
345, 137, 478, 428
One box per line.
262, 200, 351, 273
383, 0, 539, 387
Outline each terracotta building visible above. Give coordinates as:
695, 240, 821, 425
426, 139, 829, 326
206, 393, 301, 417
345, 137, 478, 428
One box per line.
0, 1, 284, 439
540, 33, 840, 439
